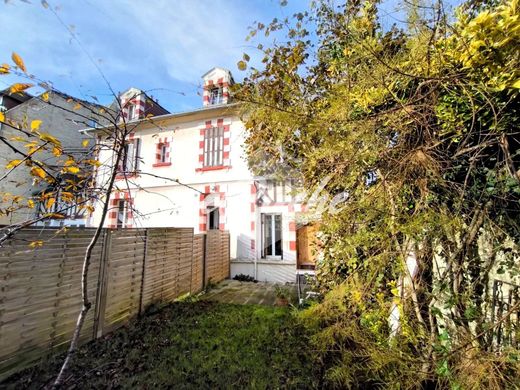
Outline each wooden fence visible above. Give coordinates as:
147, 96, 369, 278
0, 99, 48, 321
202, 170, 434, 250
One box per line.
0, 227, 230, 381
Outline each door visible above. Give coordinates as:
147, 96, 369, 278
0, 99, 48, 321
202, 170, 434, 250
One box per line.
261, 213, 283, 259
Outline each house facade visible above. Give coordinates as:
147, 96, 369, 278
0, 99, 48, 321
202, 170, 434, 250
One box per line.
0, 91, 105, 226
90, 68, 312, 283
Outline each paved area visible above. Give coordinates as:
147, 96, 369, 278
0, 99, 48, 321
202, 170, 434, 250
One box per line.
202, 279, 296, 306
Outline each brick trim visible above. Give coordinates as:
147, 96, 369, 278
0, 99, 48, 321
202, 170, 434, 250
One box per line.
107, 192, 133, 228
198, 184, 226, 233
197, 118, 231, 172
203, 78, 231, 106
154, 136, 172, 167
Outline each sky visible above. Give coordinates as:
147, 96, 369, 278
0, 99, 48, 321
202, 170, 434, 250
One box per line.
0, 0, 305, 111
0, 0, 459, 113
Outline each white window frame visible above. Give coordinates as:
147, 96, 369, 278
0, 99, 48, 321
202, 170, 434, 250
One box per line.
203, 126, 224, 167
160, 143, 168, 163
116, 199, 127, 228
261, 213, 283, 260
127, 104, 135, 120
209, 87, 223, 105
121, 138, 141, 173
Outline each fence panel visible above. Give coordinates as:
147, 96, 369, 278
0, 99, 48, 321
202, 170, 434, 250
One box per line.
99, 229, 146, 335
205, 230, 229, 285
0, 228, 103, 380
191, 234, 205, 293
141, 228, 193, 308
0, 226, 230, 381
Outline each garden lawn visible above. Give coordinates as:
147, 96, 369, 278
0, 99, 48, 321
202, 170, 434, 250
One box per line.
3, 300, 316, 389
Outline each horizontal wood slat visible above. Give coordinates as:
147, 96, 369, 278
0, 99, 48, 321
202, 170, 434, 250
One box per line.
0, 227, 230, 381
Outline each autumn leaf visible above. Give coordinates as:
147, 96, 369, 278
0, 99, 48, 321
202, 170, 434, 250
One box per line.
512, 79, 520, 89
52, 147, 62, 157
10, 136, 26, 142
27, 199, 35, 208
0, 63, 9, 74
64, 166, 80, 174
29, 240, 44, 248
60, 191, 73, 201
85, 159, 101, 167
30, 166, 46, 179
0, 111, 4, 122
41, 91, 49, 102
73, 103, 81, 110
39, 132, 61, 146
10, 83, 33, 94
11, 52, 26, 72
45, 213, 65, 219
5, 159, 22, 169
237, 60, 247, 71
46, 197, 55, 209
82, 139, 89, 147
31, 119, 42, 131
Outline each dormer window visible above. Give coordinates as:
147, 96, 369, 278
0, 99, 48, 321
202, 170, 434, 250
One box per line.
209, 87, 223, 105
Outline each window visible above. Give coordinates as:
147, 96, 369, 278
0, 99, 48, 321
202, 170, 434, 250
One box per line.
209, 87, 223, 105
261, 213, 283, 259
266, 180, 292, 203
204, 126, 224, 167
116, 199, 127, 228
207, 207, 220, 230
120, 138, 141, 173
160, 143, 168, 163
127, 104, 135, 120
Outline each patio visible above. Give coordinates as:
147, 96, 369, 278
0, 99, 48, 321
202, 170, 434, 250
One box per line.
201, 279, 297, 306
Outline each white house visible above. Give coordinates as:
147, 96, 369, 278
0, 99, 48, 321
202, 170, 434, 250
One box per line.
89, 68, 314, 283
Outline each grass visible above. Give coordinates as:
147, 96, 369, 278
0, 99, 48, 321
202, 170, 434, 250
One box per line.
3, 300, 316, 389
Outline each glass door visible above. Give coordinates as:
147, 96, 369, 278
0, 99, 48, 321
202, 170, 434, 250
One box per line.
261, 213, 283, 259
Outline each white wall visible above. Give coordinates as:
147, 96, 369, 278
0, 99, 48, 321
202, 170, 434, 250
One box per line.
91, 106, 300, 283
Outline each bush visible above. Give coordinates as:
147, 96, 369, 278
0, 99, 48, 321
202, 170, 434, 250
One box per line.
233, 273, 257, 282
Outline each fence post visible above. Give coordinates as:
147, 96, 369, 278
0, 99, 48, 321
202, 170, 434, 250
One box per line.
190, 229, 194, 294
138, 229, 149, 315
203, 233, 208, 288
93, 229, 111, 339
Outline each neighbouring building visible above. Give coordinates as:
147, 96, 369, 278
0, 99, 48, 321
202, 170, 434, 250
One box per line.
89, 67, 316, 283
0, 90, 105, 226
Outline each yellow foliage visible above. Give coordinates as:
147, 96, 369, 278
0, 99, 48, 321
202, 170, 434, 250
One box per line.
46, 198, 55, 209
39, 132, 61, 146
9, 83, 33, 94
52, 147, 62, 157
30, 120, 42, 131
11, 52, 26, 72
29, 240, 43, 248
30, 166, 46, 179
0, 63, 9, 74
82, 139, 89, 147
41, 91, 49, 102
5, 160, 22, 169
64, 166, 80, 174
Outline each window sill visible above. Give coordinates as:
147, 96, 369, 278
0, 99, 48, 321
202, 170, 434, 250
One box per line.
152, 162, 172, 167
115, 172, 138, 180
196, 165, 231, 172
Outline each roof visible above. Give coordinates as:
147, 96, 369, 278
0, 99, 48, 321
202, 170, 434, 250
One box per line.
106, 87, 170, 115
201, 67, 233, 79
0, 88, 32, 104
80, 102, 241, 135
